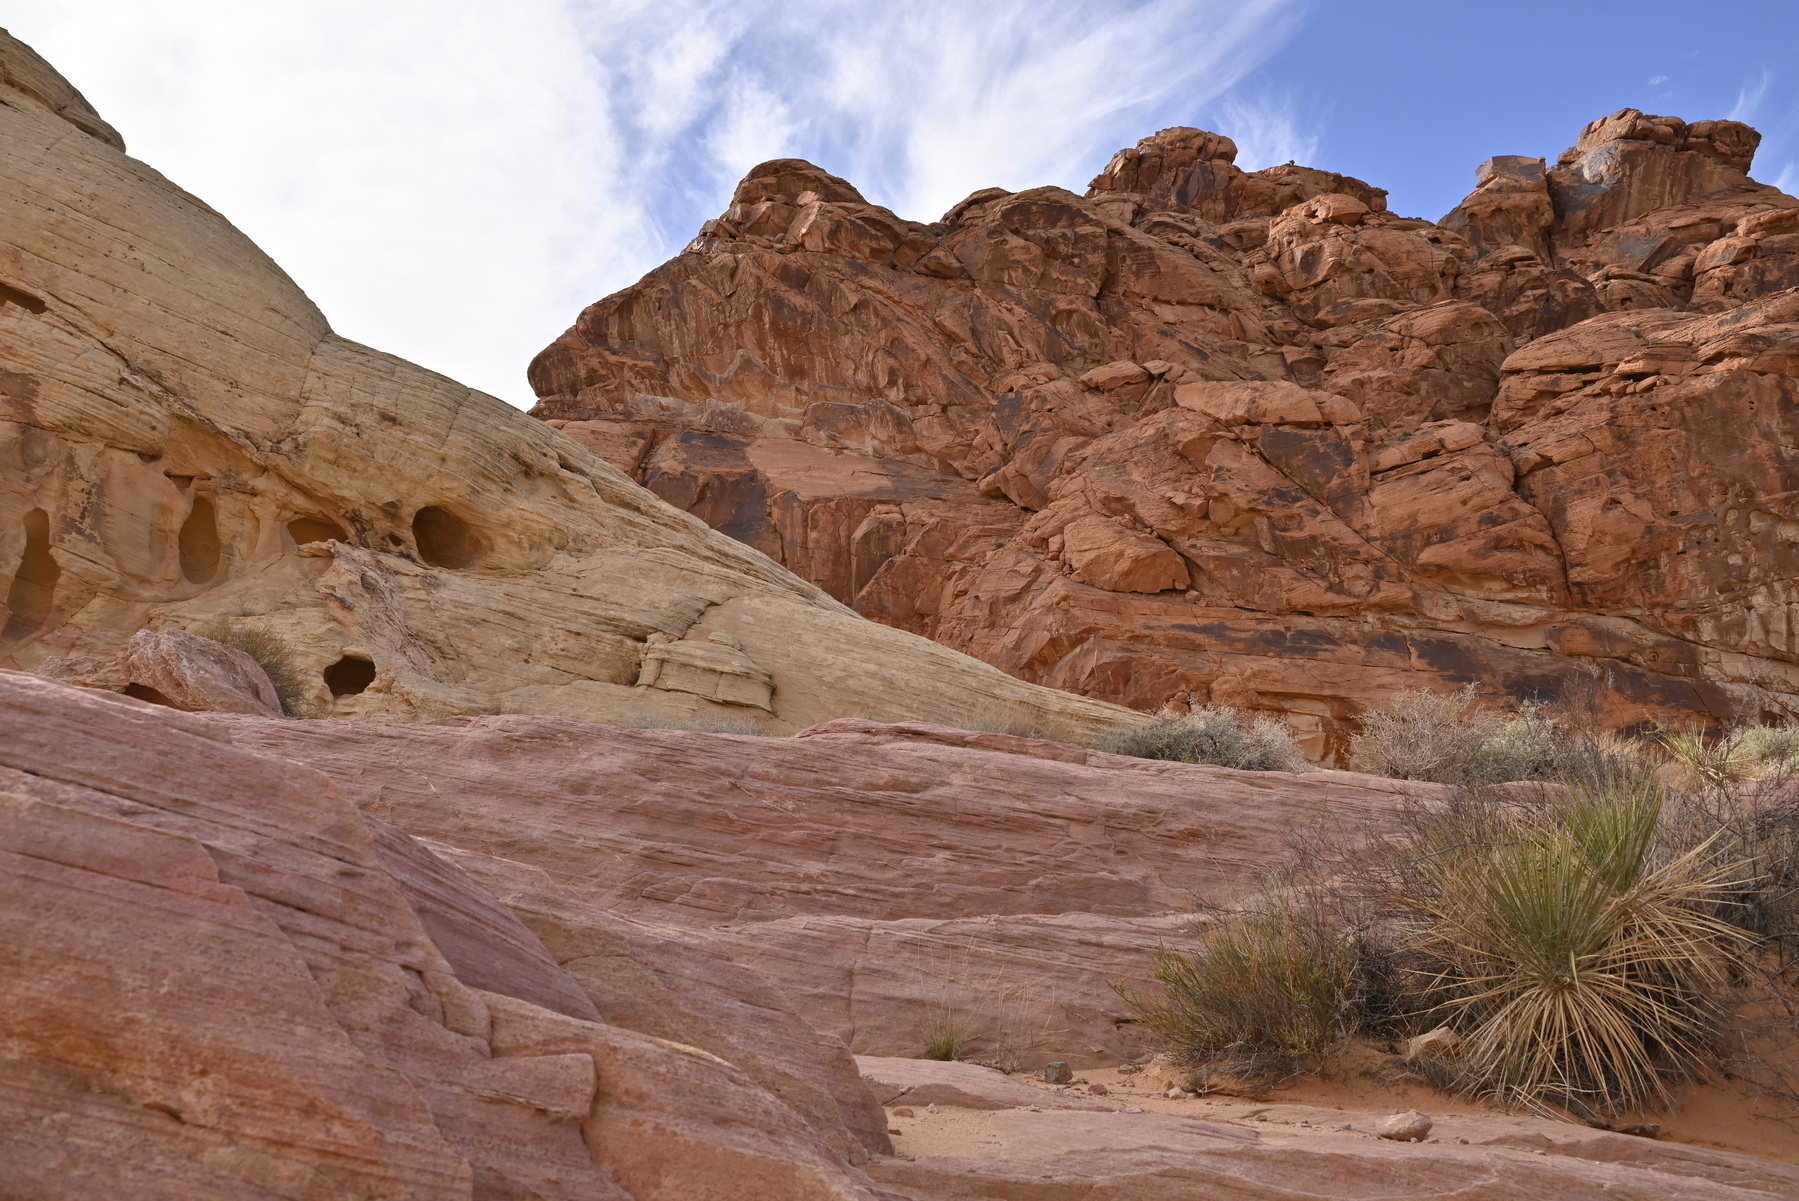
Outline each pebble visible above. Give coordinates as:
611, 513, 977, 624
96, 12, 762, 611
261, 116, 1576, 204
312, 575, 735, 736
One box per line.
1087, 1083, 1109, 1096
1041, 1061, 1073, 1084
1123, 1106, 1144, 1113
1376, 1111, 1433, 1142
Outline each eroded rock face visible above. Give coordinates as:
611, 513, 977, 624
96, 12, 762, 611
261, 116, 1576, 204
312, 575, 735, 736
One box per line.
33, 677, 1788, 1197
219, 710, 1432, 1069
0, 29, 1132, 745
532, 110, 1799, 759
0, 670, 893, 1200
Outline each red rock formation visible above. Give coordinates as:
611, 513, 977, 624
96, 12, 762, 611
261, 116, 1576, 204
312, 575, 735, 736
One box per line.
532, 111, 1799, 758
218, 710, 1431, 1067
0, 670, 893, 1200
15, 670, 1794, 1197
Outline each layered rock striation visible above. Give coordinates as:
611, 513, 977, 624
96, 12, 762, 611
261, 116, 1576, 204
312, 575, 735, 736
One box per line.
12, 672, 1797, 1198
0, 29, 1131, 744
531, 112, 1799, 757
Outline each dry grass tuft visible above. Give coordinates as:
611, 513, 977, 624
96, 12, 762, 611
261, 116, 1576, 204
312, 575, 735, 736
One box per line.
193, 619, 308, 717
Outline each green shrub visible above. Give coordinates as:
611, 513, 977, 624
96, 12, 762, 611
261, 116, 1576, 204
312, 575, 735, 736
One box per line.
1108, 706, 1311, 772
1127, 884, 1360, 1077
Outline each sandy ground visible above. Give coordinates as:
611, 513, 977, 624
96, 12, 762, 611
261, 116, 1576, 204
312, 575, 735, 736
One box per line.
882, 1048, 1799, 1167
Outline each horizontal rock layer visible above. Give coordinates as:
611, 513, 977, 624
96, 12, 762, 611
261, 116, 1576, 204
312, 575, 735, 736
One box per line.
531, 110, 1799, 758
12, 670, 1796, 1199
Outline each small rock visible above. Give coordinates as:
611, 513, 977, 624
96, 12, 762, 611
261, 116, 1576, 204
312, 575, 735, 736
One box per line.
926, 1104, 938, 1114
1164, 1088, 1186, 1100
1376, 1111, 1433, 1142
1456, 1138, 1468, 1145
891, 1107, 914, 1117
1123, 1106, 1144, 1113
888, 1127, 903, 1134
1042, 1061, 1073, 1084
1404, 1026, 1461, 1061
1087, 1082, 1109, 1096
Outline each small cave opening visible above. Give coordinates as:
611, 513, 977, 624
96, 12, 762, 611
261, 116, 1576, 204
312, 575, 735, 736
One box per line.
412, 505, 485, 569
287, 516, 345, 546
2, 508, 59, 641
178, 497, 222, 583
324, 655, 377, 697
124, 682, 176, 707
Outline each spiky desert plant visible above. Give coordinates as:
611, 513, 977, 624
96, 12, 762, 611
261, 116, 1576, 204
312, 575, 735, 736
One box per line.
1391, 784, 1751, 1115
1657, 725, 1755, 788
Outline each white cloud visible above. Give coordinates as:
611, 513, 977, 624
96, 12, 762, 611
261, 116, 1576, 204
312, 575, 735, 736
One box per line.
4, 0, 1302, 405
1212, 95, 1323, 171
1731, 66, 1774, 123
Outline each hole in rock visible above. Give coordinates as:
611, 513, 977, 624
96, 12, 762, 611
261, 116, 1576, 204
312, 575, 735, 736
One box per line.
124, 682, 176, 707
411, 505, 485, 569
324, 656, 376, 697
0, 281, 47, 314
178, 497, 221, 583
287, 516, 344, 546
2, 508, 59, 641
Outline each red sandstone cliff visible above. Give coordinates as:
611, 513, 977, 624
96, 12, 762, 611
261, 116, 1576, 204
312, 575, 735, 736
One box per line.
531, 112, 1799, 758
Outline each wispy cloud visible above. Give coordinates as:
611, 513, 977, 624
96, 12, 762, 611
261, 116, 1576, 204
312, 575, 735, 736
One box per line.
1730, 66, 1774, 122
1211, 95, 1323, 170
577, 0, 1305, 225
6, 0, 1303, 403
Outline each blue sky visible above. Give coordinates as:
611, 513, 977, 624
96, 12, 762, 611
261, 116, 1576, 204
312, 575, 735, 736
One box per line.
6, 1, 1795, 404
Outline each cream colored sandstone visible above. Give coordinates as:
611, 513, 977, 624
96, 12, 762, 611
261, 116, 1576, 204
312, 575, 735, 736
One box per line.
0, 29, 1134, 743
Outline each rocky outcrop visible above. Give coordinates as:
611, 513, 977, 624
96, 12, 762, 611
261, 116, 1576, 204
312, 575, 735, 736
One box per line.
13, 671, 1797, 1198
0, 28, 1133, 745
532, 110, 1799, 758
0, 670, 895, 1200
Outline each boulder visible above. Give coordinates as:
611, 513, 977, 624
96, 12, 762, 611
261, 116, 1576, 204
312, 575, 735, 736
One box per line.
1377, 1110, 1435, 1142
36, 627, 283, 716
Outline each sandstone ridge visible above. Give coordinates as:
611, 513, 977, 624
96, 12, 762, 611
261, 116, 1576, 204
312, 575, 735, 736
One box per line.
532, 111, 1799, 757
0, 28, 1131, 743
11, 672, 1798, 1199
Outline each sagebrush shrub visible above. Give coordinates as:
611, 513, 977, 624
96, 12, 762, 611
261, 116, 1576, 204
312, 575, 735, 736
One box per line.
1108, 706, 1311, 772
1128, 885, 1360, 1076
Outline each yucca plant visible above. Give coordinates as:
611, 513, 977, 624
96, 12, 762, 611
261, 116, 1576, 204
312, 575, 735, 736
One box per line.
1657, 725, 1755, 787
1391, 784, 1752, 1115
